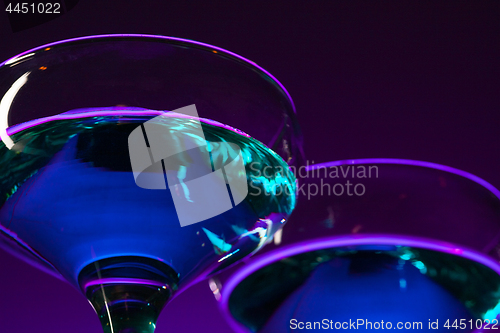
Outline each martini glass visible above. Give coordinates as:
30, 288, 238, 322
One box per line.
217, 159, 500, 333
0, 35, 302, 333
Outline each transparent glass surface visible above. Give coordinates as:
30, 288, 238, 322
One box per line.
217, 159, 500, 333
0, 35, 302, 333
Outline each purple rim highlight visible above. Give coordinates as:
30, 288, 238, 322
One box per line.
219, 234, 500, 333
2, 108, 251, 139
0, 34, 296, 114
307, 158, 500, 201
83, 278, 169, 290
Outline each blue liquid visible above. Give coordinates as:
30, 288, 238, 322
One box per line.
228, 248, 500, 332
0, 111, 296, 292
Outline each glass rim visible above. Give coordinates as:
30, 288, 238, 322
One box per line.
0, 33, 296, 114
307, 158, 500, 200
0, 33, 304, 165
3, 108, 253, 138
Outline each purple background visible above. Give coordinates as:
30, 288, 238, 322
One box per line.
0, 1, 499, 332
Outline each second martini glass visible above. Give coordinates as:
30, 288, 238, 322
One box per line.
216, 159, 500, 332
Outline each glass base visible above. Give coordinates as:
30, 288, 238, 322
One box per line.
79, 256, 179, 333
86, 283, 170, 333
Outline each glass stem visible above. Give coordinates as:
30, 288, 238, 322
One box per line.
86, 283, 171, 333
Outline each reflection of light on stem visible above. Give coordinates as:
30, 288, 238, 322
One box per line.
484, 301, 500, 321
240, 218, 273, 254
92, 251, 115, 333
218, 249, 240, 262
177, 165, 192, 202
274, 229, 283, 245
209, 278, 222, 301
411, 260, 427, 274
202, 228, 232, 255
0, 72, 30, 149
399, 278, 407, 290
101, 287, 115, 333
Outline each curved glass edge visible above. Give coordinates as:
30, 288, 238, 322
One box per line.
0, 225, 65, 282
306, 158, 500, 201
2, 108, 251, 138
0, 34, 296, 114
219, 234, 500, 333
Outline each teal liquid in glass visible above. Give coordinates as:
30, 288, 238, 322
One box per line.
0, 109, 296, 333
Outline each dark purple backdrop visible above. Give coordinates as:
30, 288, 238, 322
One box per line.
0, 1, 499, 332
